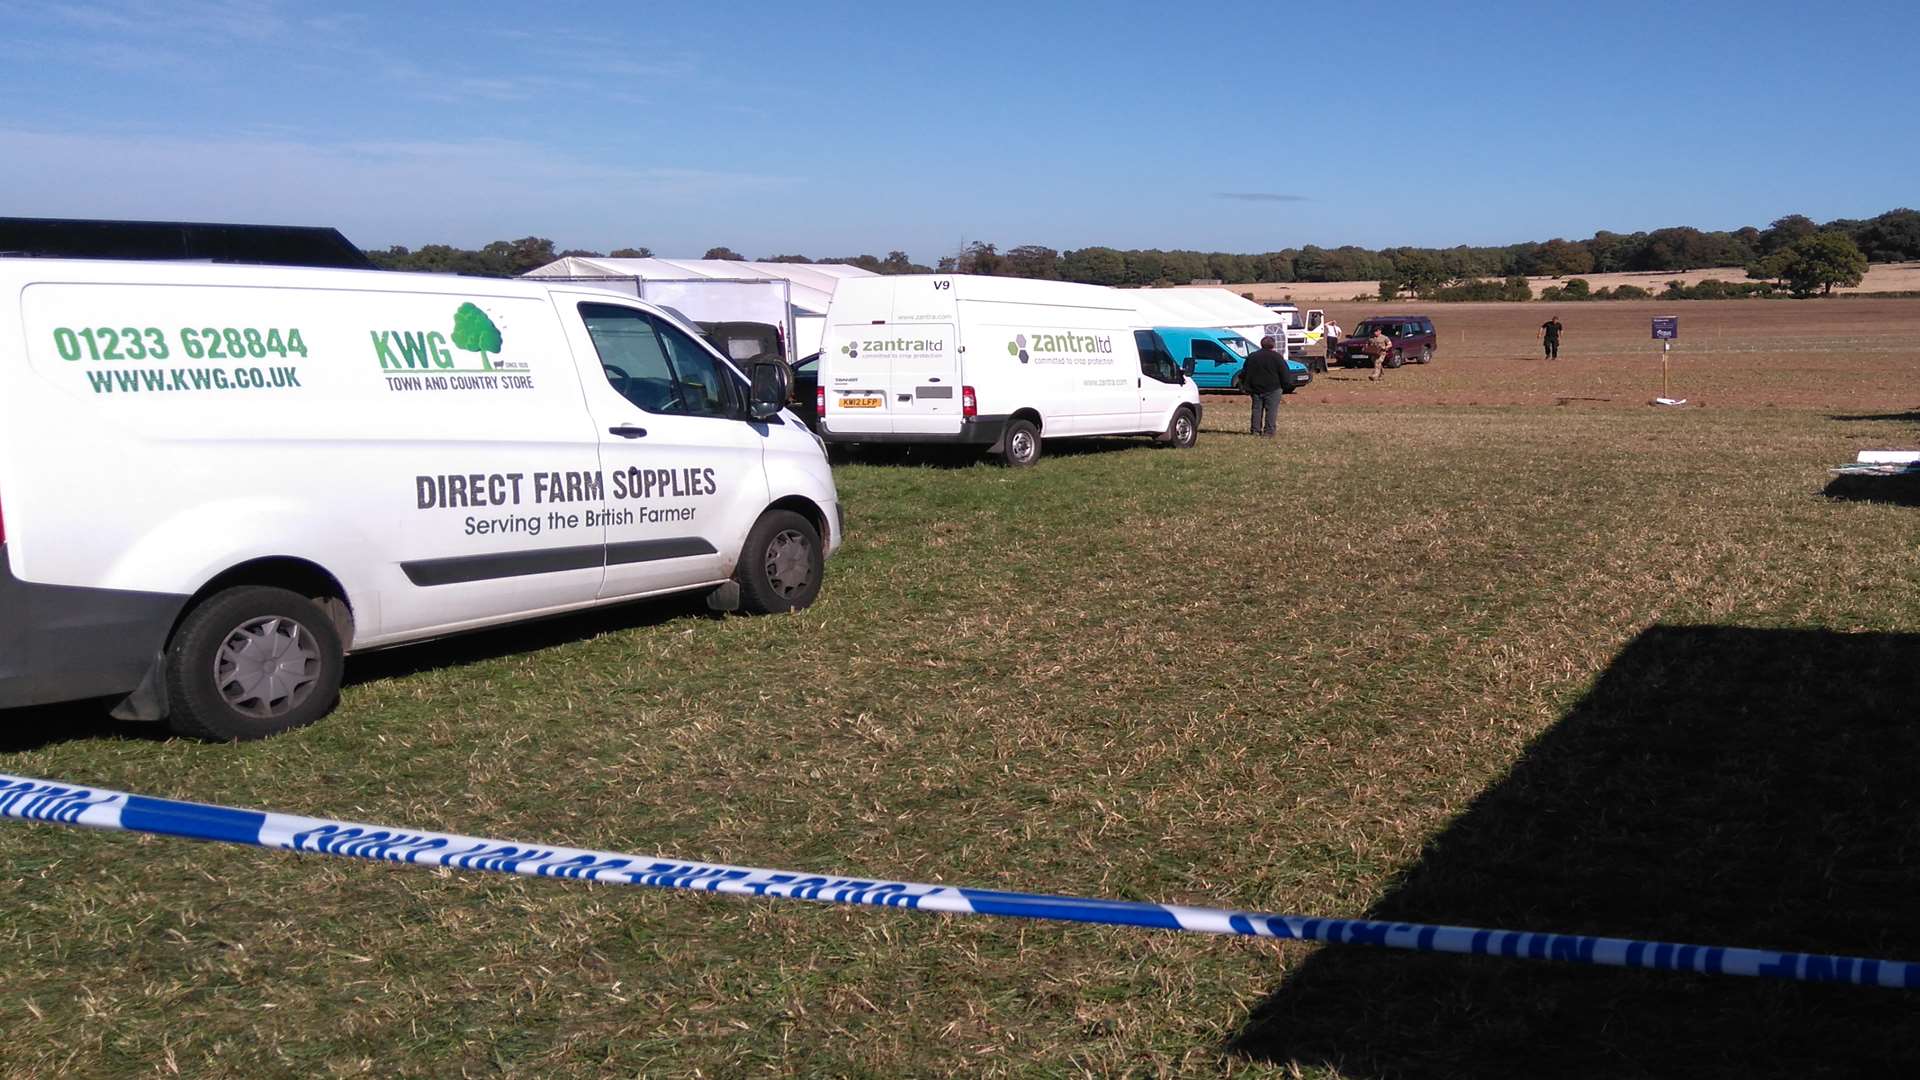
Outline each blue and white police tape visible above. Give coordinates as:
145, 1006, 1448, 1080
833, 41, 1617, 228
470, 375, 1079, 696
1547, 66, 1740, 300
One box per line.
4, 773, 1914, 989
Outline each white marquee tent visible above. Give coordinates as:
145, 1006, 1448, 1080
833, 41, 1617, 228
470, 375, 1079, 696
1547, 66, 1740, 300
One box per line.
524, 257, 878, 360
1130, 287, 1291, 353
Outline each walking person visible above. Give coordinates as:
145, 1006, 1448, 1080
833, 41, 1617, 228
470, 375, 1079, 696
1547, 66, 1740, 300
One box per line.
1540, 315, 1563, 360
1319, 318, 1342, 373
1243, 335, 1287, 437
1365, 324, 1393, 381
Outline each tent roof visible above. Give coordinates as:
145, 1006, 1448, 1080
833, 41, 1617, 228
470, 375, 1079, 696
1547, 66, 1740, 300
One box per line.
1135, 287, 1282, 330
524, 257, 877, 315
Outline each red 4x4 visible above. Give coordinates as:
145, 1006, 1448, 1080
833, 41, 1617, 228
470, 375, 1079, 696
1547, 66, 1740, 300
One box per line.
1336, 316, 1437, 368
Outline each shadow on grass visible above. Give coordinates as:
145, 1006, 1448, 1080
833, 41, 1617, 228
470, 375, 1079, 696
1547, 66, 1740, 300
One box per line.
1822, 474, 1920, 506
1229, 625, 1920, 1079
343, 591, 717, 686
834, 438, 1151, 470
0, 699, 171, 754
1828, 410, 1920, 424
0, 594, 720, 752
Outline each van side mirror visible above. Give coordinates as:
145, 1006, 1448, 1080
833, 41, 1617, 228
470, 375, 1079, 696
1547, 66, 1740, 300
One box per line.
1181, 358, 1197, 376
747, 361, 791, 420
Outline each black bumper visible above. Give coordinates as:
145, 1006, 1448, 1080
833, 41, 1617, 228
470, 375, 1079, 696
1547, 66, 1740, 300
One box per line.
820, 415, 1010, 447
0, 544, 187, 710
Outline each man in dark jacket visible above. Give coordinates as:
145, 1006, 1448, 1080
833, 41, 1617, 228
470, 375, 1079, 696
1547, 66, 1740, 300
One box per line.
1242, 335, 1288, 437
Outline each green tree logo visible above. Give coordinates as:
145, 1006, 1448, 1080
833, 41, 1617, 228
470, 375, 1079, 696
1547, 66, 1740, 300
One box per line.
450, 302, 503, 369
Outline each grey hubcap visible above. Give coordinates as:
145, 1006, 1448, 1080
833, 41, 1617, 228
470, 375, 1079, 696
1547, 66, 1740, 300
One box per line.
214, 616, 322, 719
764, 529, 814, 598
1010, 430, 1036, 462
1175, 414, 1194, 445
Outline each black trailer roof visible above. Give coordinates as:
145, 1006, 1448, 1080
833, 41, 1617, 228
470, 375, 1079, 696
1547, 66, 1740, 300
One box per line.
0, 217, 373, 269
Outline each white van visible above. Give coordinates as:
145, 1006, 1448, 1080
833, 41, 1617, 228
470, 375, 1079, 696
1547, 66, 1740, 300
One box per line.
1262, 302, 1326, 356
0, 259, 842, 739
815, 275, 1202, 466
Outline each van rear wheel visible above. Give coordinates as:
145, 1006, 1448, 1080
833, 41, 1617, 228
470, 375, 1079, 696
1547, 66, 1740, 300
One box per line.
999, 419, 1041, 467
163, 586, 344, 741
737, 510, 823, 614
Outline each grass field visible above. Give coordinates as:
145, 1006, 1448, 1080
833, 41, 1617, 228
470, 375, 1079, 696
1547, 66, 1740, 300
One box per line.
3, 305, 1919, 1077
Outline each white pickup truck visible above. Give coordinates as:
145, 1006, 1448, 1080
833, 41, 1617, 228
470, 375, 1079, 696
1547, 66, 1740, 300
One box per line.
1262, 303, 1327, 357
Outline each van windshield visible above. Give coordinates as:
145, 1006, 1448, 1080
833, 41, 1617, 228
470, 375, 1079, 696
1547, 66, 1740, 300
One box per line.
1222, 337, 1252, 357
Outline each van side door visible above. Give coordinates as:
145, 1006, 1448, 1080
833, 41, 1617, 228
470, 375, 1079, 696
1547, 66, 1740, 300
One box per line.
1188, 336, 1240, 389
559, 298, 771, 599
1133, 330, 1185, 431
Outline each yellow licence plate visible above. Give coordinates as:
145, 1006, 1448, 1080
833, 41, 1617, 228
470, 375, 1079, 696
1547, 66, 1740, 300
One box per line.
840, 397, 883, 409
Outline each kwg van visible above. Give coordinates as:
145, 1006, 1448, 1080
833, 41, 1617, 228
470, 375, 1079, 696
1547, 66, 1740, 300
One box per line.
0, 259, 842, 739
815, 276, 1202, 465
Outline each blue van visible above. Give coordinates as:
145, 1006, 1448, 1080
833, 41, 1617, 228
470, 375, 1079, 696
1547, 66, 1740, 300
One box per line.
1157, 327, 1311, 393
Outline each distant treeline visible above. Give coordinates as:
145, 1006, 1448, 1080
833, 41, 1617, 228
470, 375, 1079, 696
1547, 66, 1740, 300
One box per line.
363, 240, 933, 279
364, 208, 1919, 289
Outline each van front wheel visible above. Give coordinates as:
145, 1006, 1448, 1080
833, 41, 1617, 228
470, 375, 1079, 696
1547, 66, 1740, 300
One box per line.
163, 586, 344, 741
1165, 407, 1198, 449
999, 419, 1041, 467
737, 510, 823, 614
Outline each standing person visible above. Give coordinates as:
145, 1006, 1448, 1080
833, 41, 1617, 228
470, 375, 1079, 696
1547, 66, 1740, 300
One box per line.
1242, 335, 1287, 437
1540, 315, 1563, 360
1365, 324, 1393, 381
1320, 318, 1343, 373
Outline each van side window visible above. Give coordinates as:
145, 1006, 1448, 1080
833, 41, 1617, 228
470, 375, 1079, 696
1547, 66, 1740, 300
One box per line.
650, 314, 741, 418
1134, 331, 1181, 384
1192, 339, 1229, 363
579, 303, 740, 417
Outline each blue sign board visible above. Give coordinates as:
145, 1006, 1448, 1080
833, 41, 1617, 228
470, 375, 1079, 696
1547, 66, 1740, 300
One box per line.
1652, 316, 1679, 340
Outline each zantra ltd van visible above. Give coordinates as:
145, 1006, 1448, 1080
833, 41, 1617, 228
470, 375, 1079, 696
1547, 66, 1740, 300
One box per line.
0, 259, 842, 739
815, 275, 1202, 466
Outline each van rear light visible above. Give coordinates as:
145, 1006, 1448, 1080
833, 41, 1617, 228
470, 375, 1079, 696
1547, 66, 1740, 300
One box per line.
961, 386, 977, 419
815, 386, 826, 417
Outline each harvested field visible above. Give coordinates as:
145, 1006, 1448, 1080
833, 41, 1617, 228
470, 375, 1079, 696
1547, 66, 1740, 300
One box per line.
1235, 261, 1920, 304
1286, 298, 1920, 410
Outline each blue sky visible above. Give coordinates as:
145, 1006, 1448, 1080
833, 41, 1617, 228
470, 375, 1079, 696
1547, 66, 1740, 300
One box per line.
2, 0, 1916, 262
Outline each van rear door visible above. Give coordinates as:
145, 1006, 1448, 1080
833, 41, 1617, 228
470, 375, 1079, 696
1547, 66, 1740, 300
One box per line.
821, 324, 959, 436
821, 325, 895, 435
877, 325, 958, 435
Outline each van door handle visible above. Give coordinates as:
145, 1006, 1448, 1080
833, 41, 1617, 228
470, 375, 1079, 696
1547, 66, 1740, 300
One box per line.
608, 425, 648, 439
